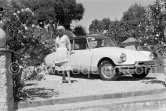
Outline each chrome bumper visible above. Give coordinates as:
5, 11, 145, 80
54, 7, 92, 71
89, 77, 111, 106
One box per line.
115, 60, 156, 69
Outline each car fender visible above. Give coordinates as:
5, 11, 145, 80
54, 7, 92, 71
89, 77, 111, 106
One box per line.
90, 51, 119, 72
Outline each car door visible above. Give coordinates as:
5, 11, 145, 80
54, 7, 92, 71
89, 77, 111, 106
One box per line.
70, 38, 93, 73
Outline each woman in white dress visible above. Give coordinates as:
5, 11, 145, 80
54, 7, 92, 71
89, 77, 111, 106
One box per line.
45, 26, 72, 83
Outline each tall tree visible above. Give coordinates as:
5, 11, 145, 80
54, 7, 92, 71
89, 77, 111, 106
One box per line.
145, 0, 166, 44
105, 4, 146, 44
101, 18, 111, 30
121, 3, 146, 38
122, 3, 146, 21
108, 20, 128, 43
89, 18, 111, 34
73, 25, 86, 36
11, 0, 85, 29
89, 19, 102, 34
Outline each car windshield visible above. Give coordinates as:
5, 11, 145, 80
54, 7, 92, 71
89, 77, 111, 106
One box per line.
87, 37, 116, 49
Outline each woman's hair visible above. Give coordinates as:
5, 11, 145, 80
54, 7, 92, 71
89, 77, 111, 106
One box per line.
57, 26, 65, 31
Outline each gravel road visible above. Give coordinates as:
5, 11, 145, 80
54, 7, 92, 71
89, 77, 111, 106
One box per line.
24, 72, 166, 101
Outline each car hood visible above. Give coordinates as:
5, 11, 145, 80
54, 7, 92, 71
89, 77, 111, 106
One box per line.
92, 47, 152, 64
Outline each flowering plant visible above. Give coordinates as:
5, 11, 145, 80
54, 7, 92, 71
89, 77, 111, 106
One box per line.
3, 8, 54, 101
3, 8, 53, 66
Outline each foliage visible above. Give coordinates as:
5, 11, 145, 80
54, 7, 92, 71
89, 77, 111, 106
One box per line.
13, 72, 27, 102
17, 8, 35, 26
2, 7, 52, 102
108, 20, 128, 43
89, 18, 111, 34
73, 25, 87, 36
3, 8, 52, 66
101, 18, 111, 30
145, 0, 166, 44
109, 4, 146, 44
13, 0, 85, 29
122, 3, 146, 21
0, 0, 85, 102
89, 3, 146, 43
22, 66, 45, 81
0, 0, 8, 7
89, 3, 166, 45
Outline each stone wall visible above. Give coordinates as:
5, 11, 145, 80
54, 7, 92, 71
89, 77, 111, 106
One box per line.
0, 51, 14, 111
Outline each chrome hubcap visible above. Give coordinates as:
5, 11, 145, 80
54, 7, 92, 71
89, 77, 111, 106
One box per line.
101, 64, 114, 78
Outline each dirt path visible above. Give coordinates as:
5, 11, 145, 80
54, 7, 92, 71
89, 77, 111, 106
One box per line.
23, 72, 165, 101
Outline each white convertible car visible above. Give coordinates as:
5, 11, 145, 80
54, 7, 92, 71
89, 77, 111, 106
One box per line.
69, 35, 156, 81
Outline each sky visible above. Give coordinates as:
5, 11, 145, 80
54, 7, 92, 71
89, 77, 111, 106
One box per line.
72, 0, 156, 33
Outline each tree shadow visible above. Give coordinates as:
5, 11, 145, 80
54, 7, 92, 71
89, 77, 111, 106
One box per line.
25, 83, 38, 86
70, 73, 101, 80
118, 75, 166, 86
141, 79, 165, 85
117, 75, 156, 81
20, 88, 60, 101
50, 70, 158, 81
52, 70, 101, 80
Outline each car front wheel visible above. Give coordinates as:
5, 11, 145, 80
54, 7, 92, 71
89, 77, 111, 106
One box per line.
99, 60, 119, 81
132, 67, 150, 78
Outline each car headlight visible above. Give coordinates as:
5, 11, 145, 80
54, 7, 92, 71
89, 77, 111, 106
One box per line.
120, 53, 127, 62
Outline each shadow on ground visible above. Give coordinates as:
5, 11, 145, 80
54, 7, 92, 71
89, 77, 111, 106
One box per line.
141, 79, 165, 85
25, 83, 38, 86
50, 71, 158, 82
117, 75, 156, 81
21, 87, 60, 101
51, 71, 101, 80
50, 73, 157, 82
70, 73, 101, 80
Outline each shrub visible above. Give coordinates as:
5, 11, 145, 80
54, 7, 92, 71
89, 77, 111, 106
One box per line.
3, 8, 54, 102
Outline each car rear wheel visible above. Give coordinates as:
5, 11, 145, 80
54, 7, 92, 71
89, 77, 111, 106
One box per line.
99, 60, 119, 81
131, 67, 150, 78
